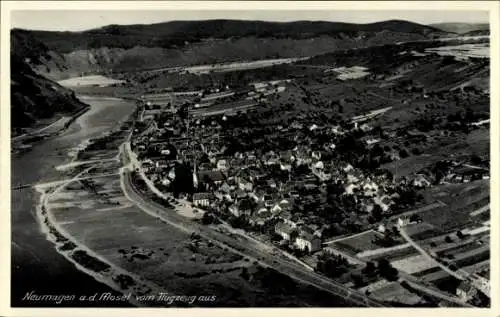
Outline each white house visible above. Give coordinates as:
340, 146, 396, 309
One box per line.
216, 159, 228, 171
193, 192, 213, 207
295, 232, 322, 252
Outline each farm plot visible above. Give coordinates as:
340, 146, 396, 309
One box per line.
421, 270, 450, 283
369, 282, 423, 305
404, 222, 442, 241
452, 245, 490, 268
361, 245, 419, 262
434, 240, 486, 259
418, 202, 484, 232
462, 259, 490, 275
332, 230, 385, 254
391, 254, 438, 275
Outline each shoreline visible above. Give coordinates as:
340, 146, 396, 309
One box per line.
29, 103, 177, 307
11, 103, 91, 156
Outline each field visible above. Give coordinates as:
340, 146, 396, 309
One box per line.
332, 230, 386, 254
361, 245, 420, 263
391, 254, 437, 275
369, 282, 423, 305
404, 222, 443, 241
58, 75, 126, 88
417, 180, 490, 231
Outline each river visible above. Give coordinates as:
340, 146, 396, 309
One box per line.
11, 95, 136, 307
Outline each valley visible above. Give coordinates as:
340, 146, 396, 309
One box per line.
9, 17, 491, 308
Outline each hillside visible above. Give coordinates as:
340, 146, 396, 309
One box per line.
9, 19, 451, 134
430, 23, 489, 34
11, 54, 87, 135
18, 19, 446, 52
12, 19, 450, 80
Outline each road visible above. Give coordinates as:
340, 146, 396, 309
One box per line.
324, 227, 471, 306
399, 226, 489, 299
119, 166, 386, 307
399, 227, 467, 281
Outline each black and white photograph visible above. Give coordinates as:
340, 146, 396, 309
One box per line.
2, 1, 498, 313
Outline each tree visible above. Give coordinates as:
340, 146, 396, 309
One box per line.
409, 214, 421, 223
399, 148, 409, 158
316, 253, 350, 278
362, 261, 377, 277
377, 258, 399, 281
240, 267, 250, 280
445, 236, 453, 243
456, 230, 465, 239
201, 212, 214, 225
371, 204, 383, 222
352, 273, 367, 288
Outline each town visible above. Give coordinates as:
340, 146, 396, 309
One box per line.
127, 69, 490, 307
9, 11, 493, 309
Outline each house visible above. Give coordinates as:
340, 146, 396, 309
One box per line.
278, 199, 293, 212
362, 179, 379, 197
311, 150, 322, 160
234, 189, 248, 199
219, 182, 232, 194
279, 150, 295, 162
280, 161, 292, 172
193, 192, 213, 207
345, 183, 359, 195
313, 161, 324, 170
295, 231, 322, 253
216, 159, 229, 171
267, 179, 277, 189
271, 204, 283, 214
413, 174, 431, 188
238, 179, 253, 191
198, 170, 225, 185
231, 198, 254, 217
343, 163, 354, 173
255, 204, 269, 214
397, 216, 411, 227
378, 224, 386, 233
456, 281, 477, 301
347, 170, 364, 183
249, 188, 266, 202
275, 222, 296, 240
249, 210, 272, 226
365, 138, 380, 146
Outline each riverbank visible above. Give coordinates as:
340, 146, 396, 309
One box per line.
11, 96, 138, 307
11, 104, 91, 156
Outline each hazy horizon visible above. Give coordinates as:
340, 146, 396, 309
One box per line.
11, 10, 489, 32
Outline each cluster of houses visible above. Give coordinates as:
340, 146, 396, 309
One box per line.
133, 114, 415, 254
131, 83, 488, 258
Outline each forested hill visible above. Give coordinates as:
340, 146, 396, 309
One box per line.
11, 34, 87, 134
13, 19, 448, 53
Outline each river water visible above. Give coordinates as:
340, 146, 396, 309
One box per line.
11, 96, 136, 307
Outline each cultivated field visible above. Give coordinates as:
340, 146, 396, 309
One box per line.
58, 75, 126, 88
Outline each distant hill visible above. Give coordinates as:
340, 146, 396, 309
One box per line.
12, 19, 450, 80
16, 19, 446, 53
10, 19, 450, 133
463, 29, 490, 36
430, 22, 489, 34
